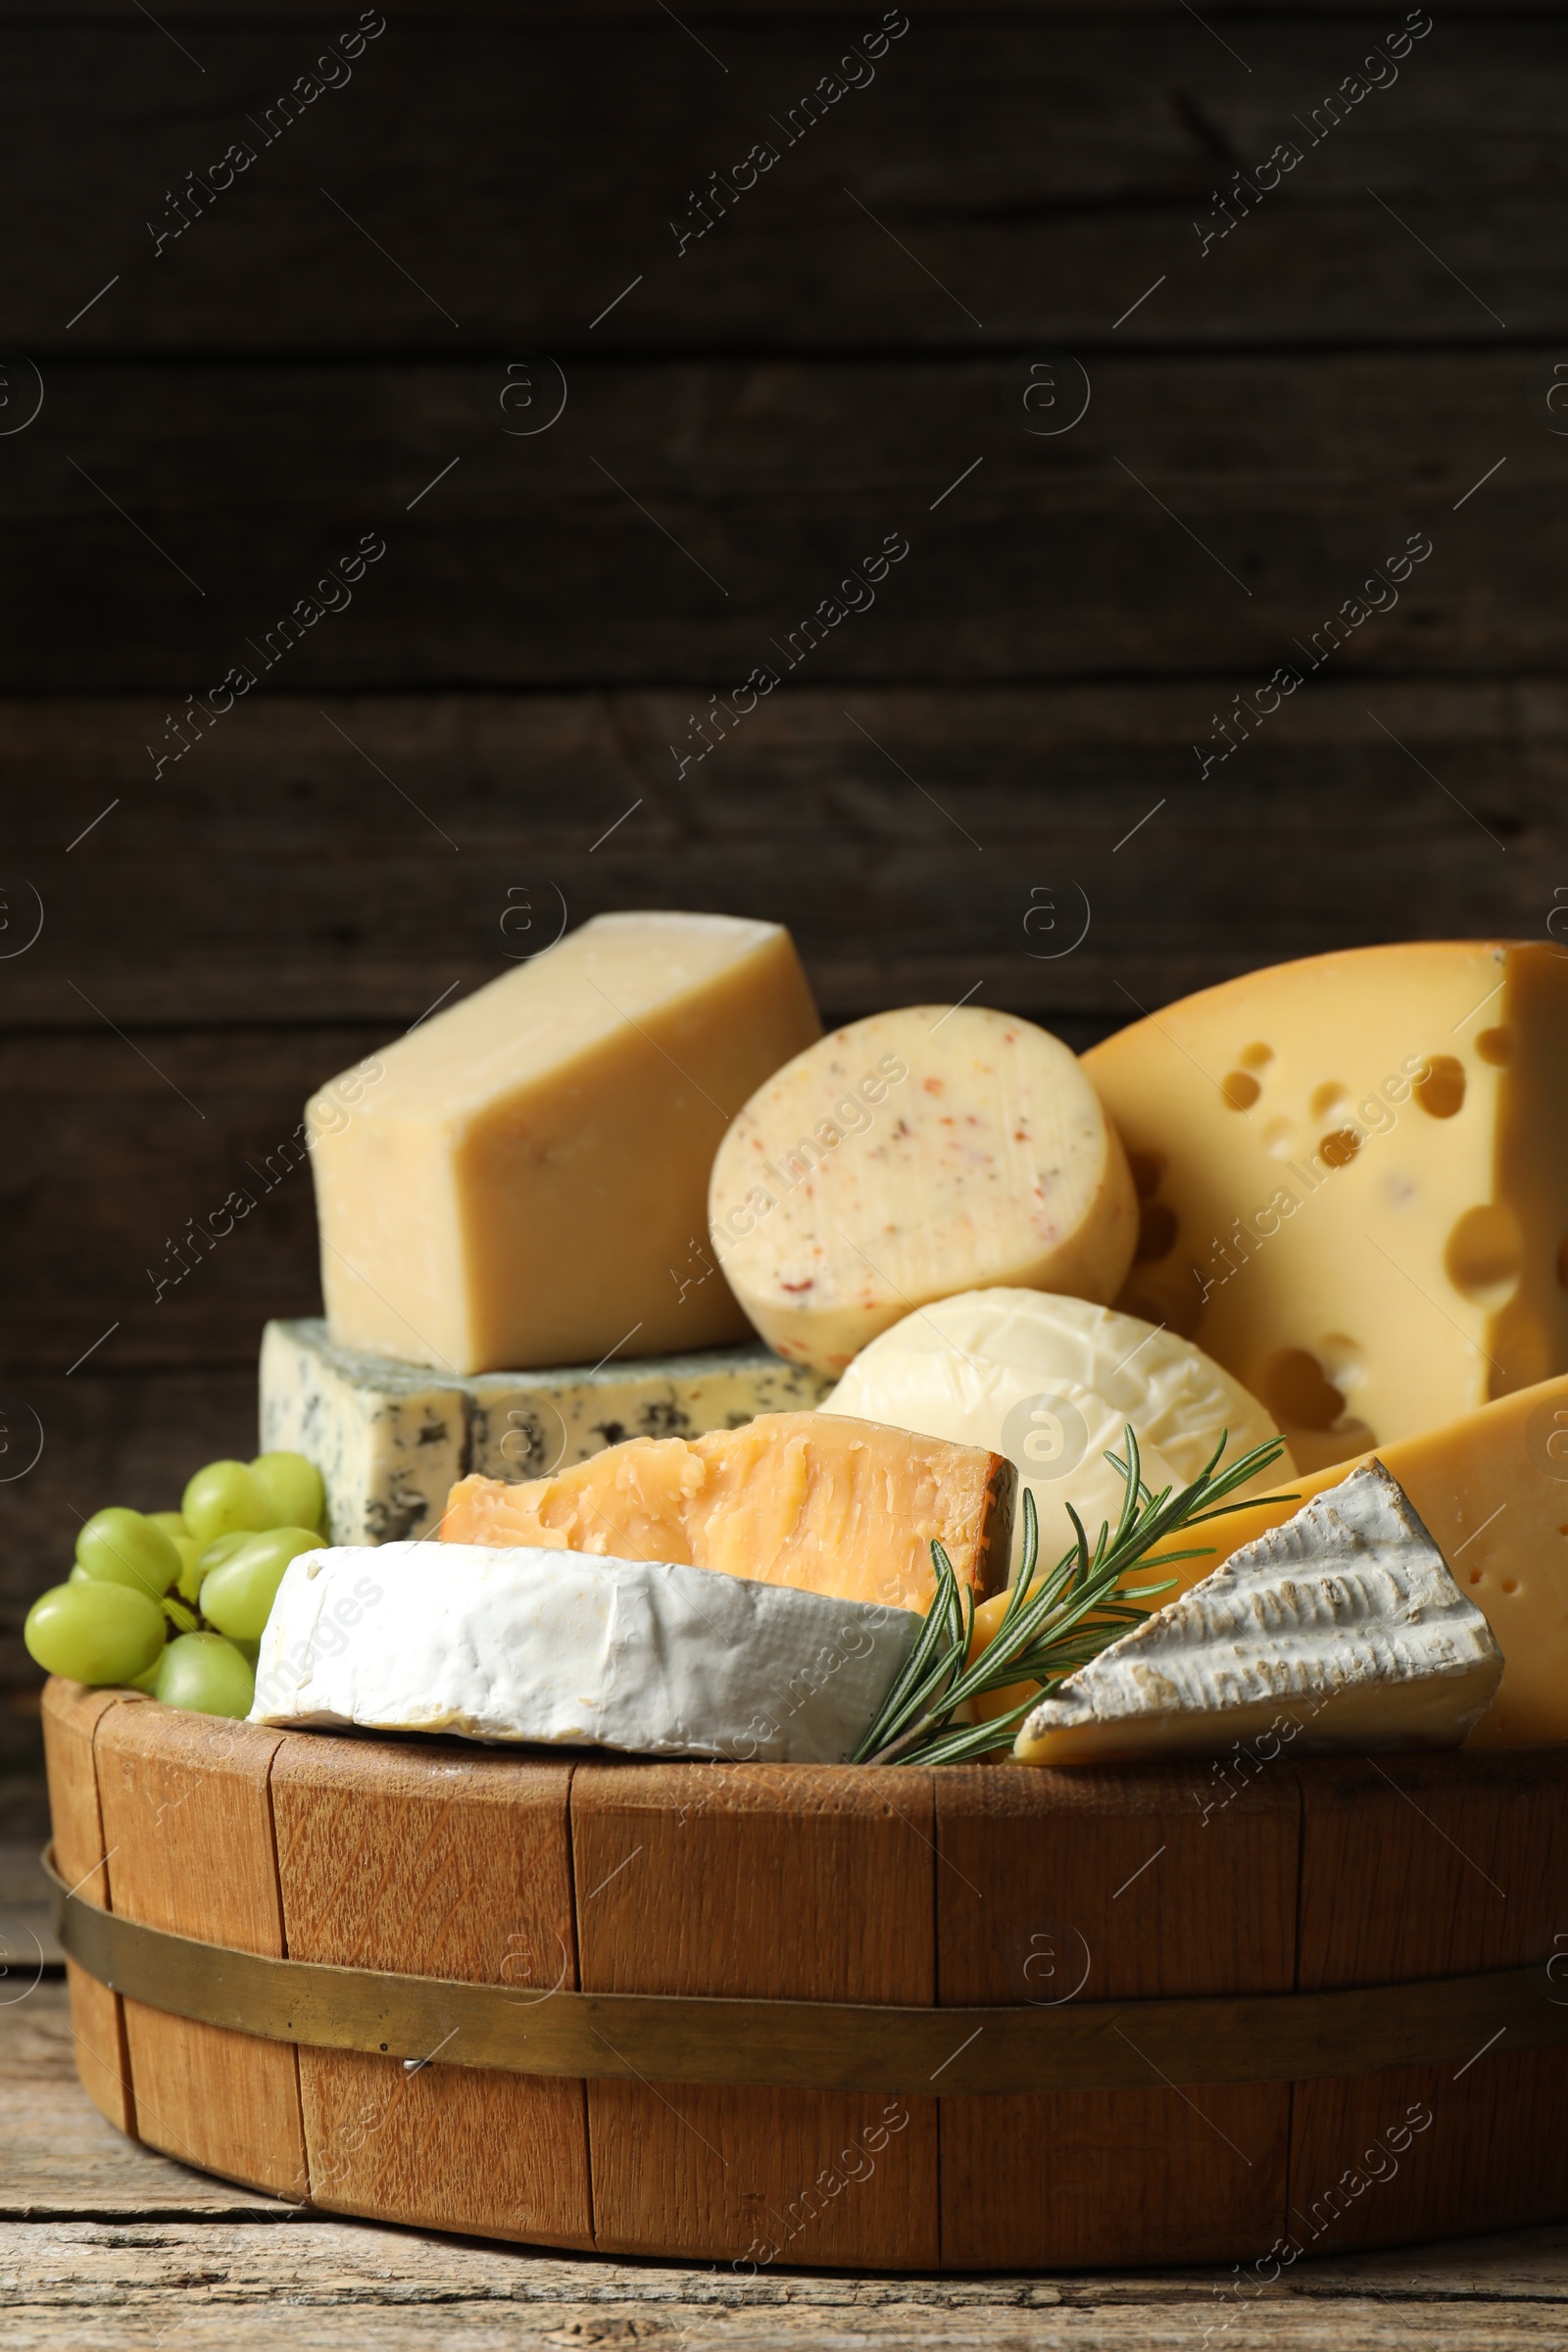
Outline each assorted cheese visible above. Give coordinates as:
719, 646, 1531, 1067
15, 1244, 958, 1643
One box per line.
1166, 1370, 1568, 1748
709, 1006, 1138, 1375
308, 910, 821, 1376
1084, 941, 1568, 1472
259, 1317, 833, 1545
96, 907, 1565, 1767
443, 1410, 1014, 1613
1013, 1462, 1502, 1767
252, 1543, 920, 1763
821, 1288, 1292, 1584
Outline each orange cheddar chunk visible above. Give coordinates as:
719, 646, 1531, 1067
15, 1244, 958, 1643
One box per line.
442, 1410, 1014, 1614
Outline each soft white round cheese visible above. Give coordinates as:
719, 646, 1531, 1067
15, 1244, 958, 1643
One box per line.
822, 1288, 1296, 1583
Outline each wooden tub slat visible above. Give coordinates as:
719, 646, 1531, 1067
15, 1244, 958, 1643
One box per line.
40, 1682, 143, 2139
571, 1761, 940, 2269
935, 1761, 1299, 2268
92, 1705, 307, 2200
1291, 1746, 1568, 2256
270, 1735, 591, 2246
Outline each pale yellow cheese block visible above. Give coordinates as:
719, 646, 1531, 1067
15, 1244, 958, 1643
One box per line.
441, 1410, 1015, 1613
708, 1006, 1138, 1375
1048, 1374, 1568, 1747
1083, 942, 1568, 1470
309, 911, 821, 1374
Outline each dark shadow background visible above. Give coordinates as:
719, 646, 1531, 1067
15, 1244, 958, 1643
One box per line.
1, 0, 1561, 1832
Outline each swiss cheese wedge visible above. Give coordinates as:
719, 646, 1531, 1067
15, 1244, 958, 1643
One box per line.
442, 1411, 1014, 1612
1083, 942, 1568, 1470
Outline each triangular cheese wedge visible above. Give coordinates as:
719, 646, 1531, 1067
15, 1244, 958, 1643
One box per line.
1013, 1461, 1502, 1766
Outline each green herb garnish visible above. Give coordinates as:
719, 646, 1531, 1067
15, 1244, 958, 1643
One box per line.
855, 1427, 1296, 1767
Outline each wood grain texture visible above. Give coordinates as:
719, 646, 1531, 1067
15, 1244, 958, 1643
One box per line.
1290, 1748, 1568, 2257
571, 1761, 938, 2267
3, 681, 1553, 1035
37, 1682, 140, 2138
0, 13, 1555, 356
1, 1975, 295, 2218
11, 1978, 1568, 2347
935, 1760, 1298, 2269
270, 1734, 590, 2245
0, 353, 1547, 693
92, 1704, 306, 2200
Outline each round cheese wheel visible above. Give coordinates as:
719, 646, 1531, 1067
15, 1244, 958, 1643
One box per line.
821, 1287, 1295, 1585
708, 1006, 1138, 1375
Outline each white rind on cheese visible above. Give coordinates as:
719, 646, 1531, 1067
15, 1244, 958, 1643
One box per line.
250, 1542, 920, 1763
1014, 1461, 1503, 1765
823, 1288, 1293, 1583
259, 1318, 834, 1546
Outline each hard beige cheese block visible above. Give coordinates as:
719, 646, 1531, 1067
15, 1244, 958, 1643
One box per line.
442, 1409, 1015, 1613
709, 1005, 1137, 1375
1084, 942, 1568, 1471
824, 1288, 1293, 1584
1014, 1462, 1502, 1767
309, 911, 821, 1375
1171, 1371, 1568, 1746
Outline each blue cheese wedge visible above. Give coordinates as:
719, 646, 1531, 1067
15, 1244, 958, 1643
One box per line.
1014, 1461, 1503, 1766
259, 1318, 834, 1546
250, 1542, 919, 1763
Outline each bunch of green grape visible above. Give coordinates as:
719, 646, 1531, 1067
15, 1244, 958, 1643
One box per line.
24, 1451, 328, 1719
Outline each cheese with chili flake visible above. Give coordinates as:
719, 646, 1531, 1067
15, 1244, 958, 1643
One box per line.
706, 1006, 1138, 1375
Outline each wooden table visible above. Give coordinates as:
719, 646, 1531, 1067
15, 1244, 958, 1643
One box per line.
7, 1969, 1568, 2351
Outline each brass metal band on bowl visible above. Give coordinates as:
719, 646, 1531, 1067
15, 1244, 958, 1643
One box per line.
45, 1847, 1568, 2097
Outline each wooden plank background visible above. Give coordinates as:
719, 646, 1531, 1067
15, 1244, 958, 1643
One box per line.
2, 2, 1564, 1820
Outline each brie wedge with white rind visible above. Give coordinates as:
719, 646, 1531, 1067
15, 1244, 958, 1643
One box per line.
823, 1289, 1293, 1583
1013, 1461, 1503, 1766
251, 1543, 920, 1763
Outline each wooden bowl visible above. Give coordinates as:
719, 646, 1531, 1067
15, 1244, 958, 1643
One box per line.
42, 1678, 1568, 2271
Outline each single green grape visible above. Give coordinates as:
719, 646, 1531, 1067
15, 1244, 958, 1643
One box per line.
180, 1459, 277, 1547
200, 1526, 322, 1642
155, 1631, 255, 1717
250, 1451, 326, 1535
74, 1507, 181, 1597
195, 1531, 252, 1575
25, 1582, 167, 1685
127, 1637, 168, 1692
147, 1509, 189, 1541
169, 1533, 204, 1602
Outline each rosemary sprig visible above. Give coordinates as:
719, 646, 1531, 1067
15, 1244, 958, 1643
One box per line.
855, 1426, 1296, 1767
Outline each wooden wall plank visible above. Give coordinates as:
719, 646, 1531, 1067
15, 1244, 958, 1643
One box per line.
1, 680, 1556, 1033
571, 1761, 938, 2267
1291, 1749, 1568, 2256
935, 1761, 1298, 2268
93, 1705, 308, 2199
37, 1680, 143, 2137
0, 16, 1555, 354
270, 1736, 590, 2246
0, 354, 1550, 693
